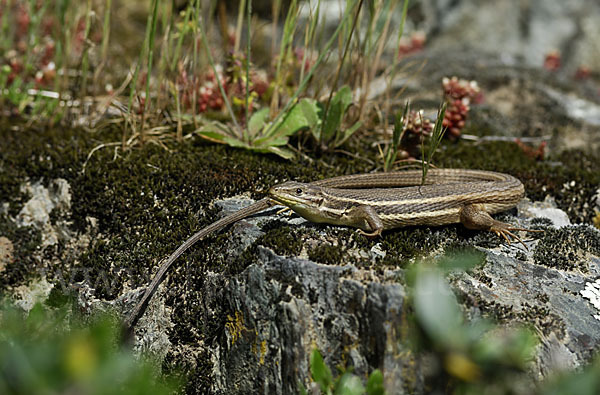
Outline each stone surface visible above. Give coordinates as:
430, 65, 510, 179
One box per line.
0, 236, 13, 273
205, 246, 407, 393
16, 179, 72, 247
13, 277, 54, 312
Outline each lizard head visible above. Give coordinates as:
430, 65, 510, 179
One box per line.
269, 181, 330, 222
269, 181, 324, 208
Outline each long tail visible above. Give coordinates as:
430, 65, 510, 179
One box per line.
123, 198, 272, 334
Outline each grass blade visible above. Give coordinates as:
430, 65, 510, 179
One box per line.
421, 102, 447, 185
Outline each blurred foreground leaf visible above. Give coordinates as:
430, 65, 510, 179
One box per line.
0, 301, 181, 395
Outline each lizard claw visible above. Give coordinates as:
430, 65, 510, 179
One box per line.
358, 228, 383, 238
490, 222, 543, 250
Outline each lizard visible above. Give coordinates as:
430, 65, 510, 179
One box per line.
123, 168, 540, 333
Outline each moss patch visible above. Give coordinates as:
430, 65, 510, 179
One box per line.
255, 222, 305, 257
533, 226, 600, 273
0, 215, 42, 290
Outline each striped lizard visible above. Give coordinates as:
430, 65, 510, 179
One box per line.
124, 168, 539, 332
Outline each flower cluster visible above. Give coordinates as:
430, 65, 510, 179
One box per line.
398, 31, 426, 59
543, 50, 561, 72
176, 54, 270, 118
400, 109, 435, 157
2, 2, 51, 88
442, 76, 481, 139
177, 65, 227, 113
405, 109, 433, 136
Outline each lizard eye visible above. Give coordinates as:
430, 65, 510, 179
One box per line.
296, 188, 303, 195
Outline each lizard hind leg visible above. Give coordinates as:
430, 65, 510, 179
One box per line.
459, 204, 542, 249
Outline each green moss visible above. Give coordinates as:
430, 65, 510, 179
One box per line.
256, 222, 304, 257
3, 122, 598, 300
0, 215, 42, 291
533, 226, 600, 273
307, 243, 344, 265
2, 112, 599, 393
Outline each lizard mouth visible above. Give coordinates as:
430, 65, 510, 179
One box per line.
268, 187, 301, 207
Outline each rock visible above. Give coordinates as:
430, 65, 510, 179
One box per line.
519, 196, 572, 228
16, 179, 73, 247
13, 277, 54, 312
206, 247, 407, 393
420, 0, 600, 72
0, 236, 13, 273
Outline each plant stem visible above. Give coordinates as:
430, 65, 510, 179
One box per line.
100, 0, 112, 64
234, 0, 246, 54
192, 0, 200, 129
198, 14, 241, 134
421, 101, 447, 185
80, 0, 92, 98
140, 0, 160, 144
244, 0, 252, 143
320, 0, 363, 147
264, 0, 359, 138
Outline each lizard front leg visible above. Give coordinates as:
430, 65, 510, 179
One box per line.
345, 205, 384, 237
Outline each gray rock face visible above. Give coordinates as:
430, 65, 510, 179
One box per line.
207, 247, 407, 393
454, 241, 600, 375
16, 179, 72, 247
419, 0, 600, 71
306, 0, 600, 71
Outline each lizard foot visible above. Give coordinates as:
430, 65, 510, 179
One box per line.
489, 221, 544, 250
358, 228, 383, 238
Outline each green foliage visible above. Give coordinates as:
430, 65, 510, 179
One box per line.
420, 101, 447, 185
407, 259, 539, 393
196, 100, 319, 159
306, 349, 384, 395
365, 370, 385, 395
383, 102, 409, 171
311, 349, 334, 392
315, 85, 362, 150
0, 301, 182, 395
196, 85, 361, 159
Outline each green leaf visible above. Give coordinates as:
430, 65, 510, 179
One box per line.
322, 99, 343, 142
472, 327, 537, 369
248, 108, 270, 137
264, 146, 295, 160
310, 349, 333, 392
334, 373, 365, 395
322, 85, 352, 142
196, 130, 247, 148
365, 369, 384, 395
413, 266, 466, 349
252, 135, 289, 147
334, 85, 352, 111
335, 121, 362, 148
270, 98, 321, 139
